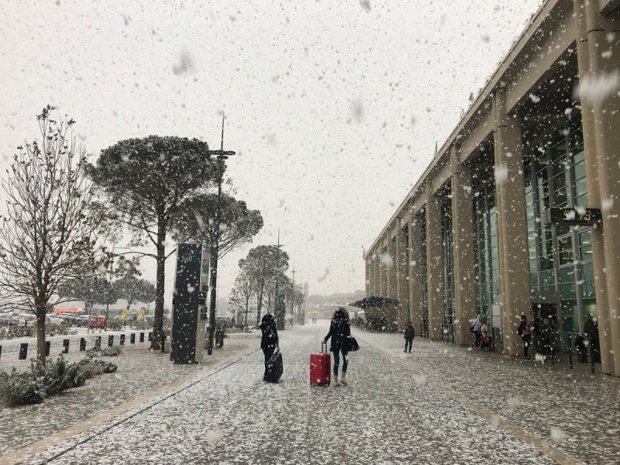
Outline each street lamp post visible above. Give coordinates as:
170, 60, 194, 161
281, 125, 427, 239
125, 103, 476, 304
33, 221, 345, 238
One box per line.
206, 115, 235, 355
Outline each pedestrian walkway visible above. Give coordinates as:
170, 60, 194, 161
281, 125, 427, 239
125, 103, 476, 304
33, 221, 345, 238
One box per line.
0, 333, 260, 463
11, 322, 617, 464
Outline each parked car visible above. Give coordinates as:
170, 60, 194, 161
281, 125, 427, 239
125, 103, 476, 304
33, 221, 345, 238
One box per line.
89, 316, 107, 328
12, 313, 37, 327
44, 315, 64, 325
76, 315, 91, 327
0, 312, 14, 326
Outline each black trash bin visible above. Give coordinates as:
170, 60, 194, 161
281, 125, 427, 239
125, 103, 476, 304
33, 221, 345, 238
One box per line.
19, 343, 28, 360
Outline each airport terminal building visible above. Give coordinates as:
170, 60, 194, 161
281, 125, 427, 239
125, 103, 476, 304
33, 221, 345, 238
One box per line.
364, 0, 620, 377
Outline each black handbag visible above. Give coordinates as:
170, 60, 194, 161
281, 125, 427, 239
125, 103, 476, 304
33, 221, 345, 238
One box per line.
347, 336, 360, 352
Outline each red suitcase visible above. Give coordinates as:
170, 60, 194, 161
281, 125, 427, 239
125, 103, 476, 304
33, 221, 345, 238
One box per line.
310, 342, 331, 385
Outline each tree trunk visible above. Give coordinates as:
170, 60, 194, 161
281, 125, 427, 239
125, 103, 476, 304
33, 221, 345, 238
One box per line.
35, 303, 47, 364
256, 285, 264, 328
151, 217, 166, 350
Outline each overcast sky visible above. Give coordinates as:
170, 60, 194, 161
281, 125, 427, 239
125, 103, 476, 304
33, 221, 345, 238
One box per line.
0, 0, 543, 300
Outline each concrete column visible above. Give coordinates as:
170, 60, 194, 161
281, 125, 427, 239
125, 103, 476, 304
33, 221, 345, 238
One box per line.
372, 251, 381, 295
575, 0, 620, 376
451, 154, 477, 346
409, 215, 425, 336
426, 186, 445, 341
380, 244, 388, 297
387, 235, 397, 299
493, 89, 531, 356
396, 223, 410, 330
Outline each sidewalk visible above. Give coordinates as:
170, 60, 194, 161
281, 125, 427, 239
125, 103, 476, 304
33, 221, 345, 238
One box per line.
356, 330, 620, 464
0, 332, 260, 462
9, 322, 618, 464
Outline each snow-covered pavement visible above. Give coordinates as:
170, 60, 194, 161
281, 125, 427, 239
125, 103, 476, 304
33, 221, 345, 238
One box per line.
14, 321, 617, 464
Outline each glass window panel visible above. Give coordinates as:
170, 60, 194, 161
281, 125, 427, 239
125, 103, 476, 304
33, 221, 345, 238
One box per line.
558, 266, 575, 283
579, 232, 593, 260
574, 161, 586, 181
582, 299, 597, 319
541, 269, 556, 286
560, 282, 576, 300
558, 236, 574, 265
572, 149, 584, 164
576, 177, 588, 198
575, 193, 589, 207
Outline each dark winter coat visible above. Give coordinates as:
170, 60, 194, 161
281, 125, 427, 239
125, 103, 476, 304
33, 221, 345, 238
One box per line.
404, 325, 415, 340
259, 314, 279, 350
324, 314, 351, 353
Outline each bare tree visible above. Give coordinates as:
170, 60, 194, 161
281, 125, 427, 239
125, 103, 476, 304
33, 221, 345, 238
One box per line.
228, 268, 255, 326
0, 106, 103, 363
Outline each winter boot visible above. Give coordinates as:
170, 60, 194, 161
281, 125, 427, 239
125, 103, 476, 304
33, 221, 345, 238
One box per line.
340, 372, 347, 385
333, 375, 339, 386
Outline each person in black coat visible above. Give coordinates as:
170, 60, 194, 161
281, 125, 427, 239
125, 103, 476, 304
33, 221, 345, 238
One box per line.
404, 321, 415, 353
323, 307, 351, 386
259, 313, 279, 381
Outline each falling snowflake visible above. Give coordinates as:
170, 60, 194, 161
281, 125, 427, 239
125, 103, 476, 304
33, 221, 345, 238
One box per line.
494, 165, 508, 184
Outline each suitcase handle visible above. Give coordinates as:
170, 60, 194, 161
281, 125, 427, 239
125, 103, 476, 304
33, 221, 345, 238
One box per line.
321, 341, 328, 353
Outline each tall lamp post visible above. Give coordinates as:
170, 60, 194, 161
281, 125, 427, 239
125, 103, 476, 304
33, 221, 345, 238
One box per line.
206, 115, 235, 355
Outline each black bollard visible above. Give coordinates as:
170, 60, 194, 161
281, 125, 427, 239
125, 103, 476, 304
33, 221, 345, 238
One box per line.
45, 341, 51, 357
80, 338, 86, 351
130, 333, 136, 344
19, 343, 28, 360
161, 332, 165, 353
569, 336, 573, 370
108, 335, 114, 347
63, 339, 70, 354
95, 336, 101, 349
139, 332, 144, 343
120, 334, 125, 346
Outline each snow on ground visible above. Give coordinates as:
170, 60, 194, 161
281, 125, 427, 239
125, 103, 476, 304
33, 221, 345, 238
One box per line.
0, 333, 259, 458
3, 322, 618, 464
17, 323, 578, 465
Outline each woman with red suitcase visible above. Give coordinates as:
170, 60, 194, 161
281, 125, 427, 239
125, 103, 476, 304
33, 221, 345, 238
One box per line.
323, 307, 351, 386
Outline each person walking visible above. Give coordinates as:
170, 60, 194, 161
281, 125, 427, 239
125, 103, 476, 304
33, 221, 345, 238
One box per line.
259, 313, 279, 381
470, 315, 482, 349
404, 321, 415, 353
323, 307, 351, 386
518, 314, 532, 360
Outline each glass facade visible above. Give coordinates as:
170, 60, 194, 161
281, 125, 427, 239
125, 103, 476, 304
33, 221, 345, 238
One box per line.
523, 120, 595, 348
441, 197, 455, 342
473, 175, 501, 342
418, 212, 429, 337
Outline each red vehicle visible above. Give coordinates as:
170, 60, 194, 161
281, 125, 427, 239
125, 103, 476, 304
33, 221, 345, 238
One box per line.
89, 316, 107, 328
